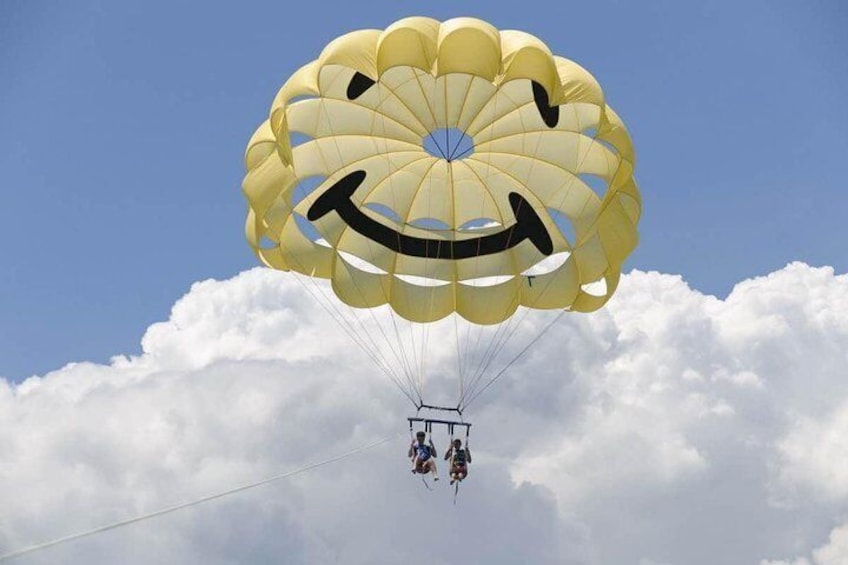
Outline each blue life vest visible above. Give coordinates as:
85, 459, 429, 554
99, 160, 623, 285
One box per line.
415, 442, 431, 461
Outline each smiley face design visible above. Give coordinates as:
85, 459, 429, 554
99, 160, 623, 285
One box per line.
243, 17, 640, 324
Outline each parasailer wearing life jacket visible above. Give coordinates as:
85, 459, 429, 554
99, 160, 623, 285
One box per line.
409, 431, 439, 480
444, 438, 471, 485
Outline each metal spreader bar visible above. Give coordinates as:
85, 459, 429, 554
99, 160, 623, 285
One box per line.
408, 417, 472, 435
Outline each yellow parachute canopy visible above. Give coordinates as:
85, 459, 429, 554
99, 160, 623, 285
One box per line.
243, 17, 640, 326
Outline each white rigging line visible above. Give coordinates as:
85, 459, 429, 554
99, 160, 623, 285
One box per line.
0, 433, 401, 563
463, 309, 567, 409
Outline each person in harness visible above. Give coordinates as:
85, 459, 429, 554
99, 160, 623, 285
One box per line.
409, 431, 439, 481
444, 438, 471, 485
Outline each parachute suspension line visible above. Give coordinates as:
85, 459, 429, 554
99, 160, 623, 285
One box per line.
449, 144, 475, 162
386, 223, 422, 399
462, 310, 527, 406
284, 144, 399, 387
458, 322, 500, 407
383, 158, 442, 404
462, 109, 613, 408
463, 145, 493, 383
466, 295, 520, 384
281, 167, 419, 404
458, 91, 578, 409
452, 155, 526, 408
414, 64, 442, 419
457, 309, 526, 405
462, 290, 531, 402
321, 100, 424, 407
415, 117, 445, 403
452, 87, 513, 401
374, 102, 428, 406
454, 313, 480, 404
449, 72, 474, 161
0, 433, 402, 564
453, 313, 466, 405
418, 316, 433, 403
346, 291, 420, 405
443, 77, 451, 159
463, 308, 567, 409
447, 78, 474, 161
458, 295, 527, 409
457, 305, 491, 400
377, 224, 422, 401
425, 128, 448, 160
402, 311, 422, 401
288, 272, 418, 406
416, 75, 490, 410
455, 239, 486, 401
442, 75, 477, 407
383, 211, 419, 399
386, 295, 422, 404
375, 74, 447, 404
458, 318, 512, 408
288, 273, 389, 377
369, 163, 421, 402
464, 320, 481, 403
354, 296, 422, 406
305, 276, 414, 400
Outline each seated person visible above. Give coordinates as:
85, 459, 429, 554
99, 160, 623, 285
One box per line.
444, 438, 471, 485
408, 431, 438, 481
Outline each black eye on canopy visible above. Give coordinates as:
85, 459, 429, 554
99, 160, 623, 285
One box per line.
531, 81, 559, 128
348, 72, 559, 131
347, 72, 376, 100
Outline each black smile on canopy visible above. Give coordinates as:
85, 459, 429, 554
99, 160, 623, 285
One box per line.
307, 170, 554, 258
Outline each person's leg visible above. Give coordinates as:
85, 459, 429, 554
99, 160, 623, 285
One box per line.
428, 459, 439, 480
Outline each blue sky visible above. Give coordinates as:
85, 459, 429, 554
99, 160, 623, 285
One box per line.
2, 5, 848, 563
1, 0, 846, 382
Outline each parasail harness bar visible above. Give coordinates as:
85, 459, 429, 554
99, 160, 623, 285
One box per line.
416, 403, 463, 416
407, 417, 471, 436
408, 404, 470, 436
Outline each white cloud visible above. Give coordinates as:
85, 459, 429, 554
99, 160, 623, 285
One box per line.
1, 262, 847, 564
762, 522, 848, 565
773, 404, 848, 503
813, 524, 848, 565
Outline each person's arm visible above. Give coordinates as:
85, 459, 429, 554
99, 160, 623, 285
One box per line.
408, 441, 416, 458
444, 445, 453, 460
429, 439, 437, 457
466, 447, 471, 464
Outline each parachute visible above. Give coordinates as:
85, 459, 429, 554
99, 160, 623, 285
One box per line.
242, 17, 640, 418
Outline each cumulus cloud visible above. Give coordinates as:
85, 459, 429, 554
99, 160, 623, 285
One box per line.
1, 262, 847, 564
762, 522, 848, 565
